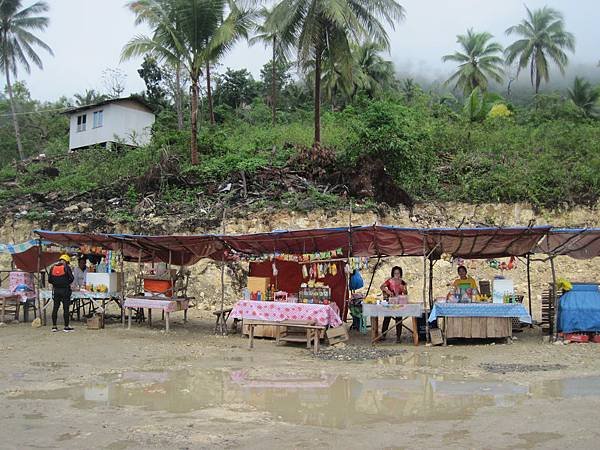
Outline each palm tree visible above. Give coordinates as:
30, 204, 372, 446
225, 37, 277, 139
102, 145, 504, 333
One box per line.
250, 6, 290, 125
442, 29, 504, 97
505, 6, 575, 94
203, 1, 256, 125
0, 0, 53, 161
73, 89, 107, 107
352, 40, 397, 99
568, 76, 600, 117
270, 0, 405, 147
123, 0, 254, 165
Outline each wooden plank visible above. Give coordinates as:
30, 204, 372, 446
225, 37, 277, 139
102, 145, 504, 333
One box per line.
471, 317, 485, 338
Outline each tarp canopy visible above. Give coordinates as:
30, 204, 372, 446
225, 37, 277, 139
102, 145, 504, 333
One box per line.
0, 239, 60, 272
536, 229, 600, 260
221, 226, 425, 257
35, 226, 559, 265
34, 231, 227, 266
423, 226, 552, 259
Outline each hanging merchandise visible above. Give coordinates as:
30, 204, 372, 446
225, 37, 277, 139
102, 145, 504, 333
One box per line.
272, 262, 278, 277
330, 263, 337, 276
349, 269, 364, 291
302, 264, 308, 279
487, 256, 517, 271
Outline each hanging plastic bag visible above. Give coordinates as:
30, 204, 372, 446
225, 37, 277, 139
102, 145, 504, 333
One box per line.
349, 269, 364, 291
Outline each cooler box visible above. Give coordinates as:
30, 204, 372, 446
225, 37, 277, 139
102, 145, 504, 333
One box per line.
492, 279, 514, 304
86, 272, 121, 293
143, 278, 173, 296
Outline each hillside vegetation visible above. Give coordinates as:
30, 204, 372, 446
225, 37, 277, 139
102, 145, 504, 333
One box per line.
1, 82, 599, 227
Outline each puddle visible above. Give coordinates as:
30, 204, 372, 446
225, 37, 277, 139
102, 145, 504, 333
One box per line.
10, 370, 600, 429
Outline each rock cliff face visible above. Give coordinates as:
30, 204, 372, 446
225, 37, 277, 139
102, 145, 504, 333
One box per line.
1, 202, 598, 321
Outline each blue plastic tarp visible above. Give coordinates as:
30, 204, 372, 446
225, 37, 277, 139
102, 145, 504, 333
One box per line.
558, 283, 600, 333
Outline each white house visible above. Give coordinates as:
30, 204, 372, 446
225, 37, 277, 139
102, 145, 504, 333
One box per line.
66, 97, 155, 150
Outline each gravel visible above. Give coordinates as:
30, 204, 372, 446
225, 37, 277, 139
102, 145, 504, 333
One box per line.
315, 344, 406, 361
480, 363, 567, 374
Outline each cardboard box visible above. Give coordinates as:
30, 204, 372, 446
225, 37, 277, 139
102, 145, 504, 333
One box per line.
86, 272, 122, 293
247, 276, 270, 295
87, 314, 104, 330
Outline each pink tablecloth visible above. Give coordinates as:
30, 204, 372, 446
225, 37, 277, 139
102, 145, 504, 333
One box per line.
230, 300, 342, 327
124, 297, 189, 313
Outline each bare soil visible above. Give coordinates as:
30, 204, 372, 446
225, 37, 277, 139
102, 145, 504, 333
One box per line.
2, 311, 600, 449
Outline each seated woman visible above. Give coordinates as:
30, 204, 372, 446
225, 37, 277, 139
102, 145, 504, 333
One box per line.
452, 265, 478, 300
379, 266, 408, 342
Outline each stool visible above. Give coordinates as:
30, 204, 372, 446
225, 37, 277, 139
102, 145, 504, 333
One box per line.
213, 308, 233, 333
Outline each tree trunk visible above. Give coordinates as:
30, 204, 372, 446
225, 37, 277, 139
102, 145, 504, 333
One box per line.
206, 60, 215, 125
271, 37, 277, 126
313, 47, 322, 146
5, 69, 25, 161
190, 76, 199, 165
175, 63, 184, 131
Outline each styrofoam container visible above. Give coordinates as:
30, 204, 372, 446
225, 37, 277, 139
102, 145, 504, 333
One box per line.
85, 272, 121, 293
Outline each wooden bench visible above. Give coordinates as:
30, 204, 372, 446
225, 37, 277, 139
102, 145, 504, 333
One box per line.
244, 319, 326, 354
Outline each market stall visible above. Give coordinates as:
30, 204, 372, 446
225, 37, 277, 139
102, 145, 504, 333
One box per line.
35, 231, 219, 331
536, 229, 600, 339
0, 239, 60, 322
423, 227, 549, 344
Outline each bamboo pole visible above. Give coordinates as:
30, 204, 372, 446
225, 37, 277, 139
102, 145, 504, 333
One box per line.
526, 254, 533, 328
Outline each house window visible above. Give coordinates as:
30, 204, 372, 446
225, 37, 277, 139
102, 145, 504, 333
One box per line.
77, 114, 87, 132
93, 110, 104, 128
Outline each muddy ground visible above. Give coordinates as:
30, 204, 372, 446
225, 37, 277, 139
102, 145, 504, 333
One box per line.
1, 310, 600, 450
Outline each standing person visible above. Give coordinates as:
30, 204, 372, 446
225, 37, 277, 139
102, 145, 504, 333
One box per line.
72, 256, 88, 289
380, 266, 408, 342
48, 255, 75, 332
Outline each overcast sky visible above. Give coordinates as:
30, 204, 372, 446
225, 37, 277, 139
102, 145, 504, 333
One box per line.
10, 0, 600, 101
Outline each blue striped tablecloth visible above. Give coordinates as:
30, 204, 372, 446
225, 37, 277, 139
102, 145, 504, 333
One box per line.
428, 303, 532, 324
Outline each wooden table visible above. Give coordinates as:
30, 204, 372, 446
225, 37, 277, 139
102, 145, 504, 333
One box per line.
362, 303, 424, 346
428, 302, 532, 345
124, 296, 191, 332
244, 319, 326, 354
441, 316, 512, 345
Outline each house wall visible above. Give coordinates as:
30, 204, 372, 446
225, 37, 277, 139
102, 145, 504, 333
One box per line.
68, 101, 155, 149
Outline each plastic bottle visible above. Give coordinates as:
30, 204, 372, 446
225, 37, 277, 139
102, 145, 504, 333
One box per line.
257, 291, 262, 302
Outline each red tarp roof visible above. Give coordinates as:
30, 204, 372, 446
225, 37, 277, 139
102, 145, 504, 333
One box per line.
536, 229, 600, 260
34, 226, 559, 265
423, 226, 552, 259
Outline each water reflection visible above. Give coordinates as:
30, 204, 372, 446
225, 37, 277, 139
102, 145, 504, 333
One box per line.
11, 371, 600, 429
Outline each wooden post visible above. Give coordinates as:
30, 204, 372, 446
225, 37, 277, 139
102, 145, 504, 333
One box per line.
550, 257, 558, 340
422, 240, 430, 344
526, 254, 533, 328
218, 207, 227, 335
35, 239, 44, 325
365, 255, 381, 297
428, 259, 434, 310
120, 243, 125, 327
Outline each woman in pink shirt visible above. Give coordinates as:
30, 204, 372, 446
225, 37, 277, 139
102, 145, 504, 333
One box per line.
380, 266, 408, 342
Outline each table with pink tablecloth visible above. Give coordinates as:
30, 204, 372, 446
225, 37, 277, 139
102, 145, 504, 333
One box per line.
230, 300, 342, 327
124, 296, 190, 331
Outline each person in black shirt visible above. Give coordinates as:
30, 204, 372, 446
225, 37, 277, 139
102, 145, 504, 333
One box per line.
48, 254, 75, 332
